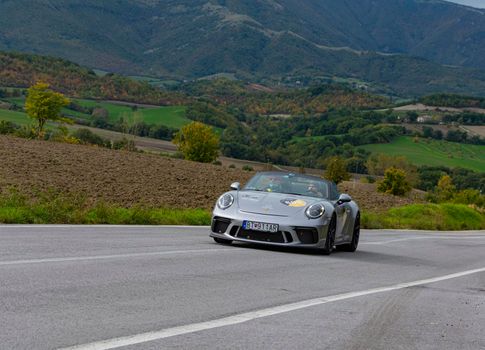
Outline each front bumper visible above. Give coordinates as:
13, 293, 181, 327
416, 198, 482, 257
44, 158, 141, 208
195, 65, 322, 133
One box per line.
209, 210, 331, 248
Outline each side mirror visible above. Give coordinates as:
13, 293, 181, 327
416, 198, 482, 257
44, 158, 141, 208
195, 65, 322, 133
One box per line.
337, 193, 352, 204
230, 182, 240, 191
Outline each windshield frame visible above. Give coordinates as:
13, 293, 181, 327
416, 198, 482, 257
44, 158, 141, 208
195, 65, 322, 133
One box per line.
242, 172, 336, 200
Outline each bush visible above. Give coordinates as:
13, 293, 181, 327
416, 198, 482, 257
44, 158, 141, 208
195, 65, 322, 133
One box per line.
212, 160, 222, 166
72, 128, 110, 147
324, 156, 350, 184
452, 189, 485, 208
365, 175, 376, 183
242, 165, 254, 171
112, 137, 137, 151
377, 167, 411, 196
0, 120, 18, 135
229, 164, 236, 169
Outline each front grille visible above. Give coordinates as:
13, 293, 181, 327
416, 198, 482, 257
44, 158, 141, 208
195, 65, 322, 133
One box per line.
237, 229, 285, 243
295, 227, 319, 244
212, 217, 231, 234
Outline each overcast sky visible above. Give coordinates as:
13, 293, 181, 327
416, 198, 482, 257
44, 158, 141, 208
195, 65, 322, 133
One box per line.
446, 0, 485, 8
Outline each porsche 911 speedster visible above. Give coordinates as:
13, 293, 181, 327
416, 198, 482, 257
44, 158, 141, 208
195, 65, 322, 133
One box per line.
210, 172, 360, 255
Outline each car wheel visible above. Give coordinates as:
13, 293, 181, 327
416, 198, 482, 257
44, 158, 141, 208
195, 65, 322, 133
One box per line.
338, 212, 360, 252
213, 237, 233, 245
322, 216, 336, 255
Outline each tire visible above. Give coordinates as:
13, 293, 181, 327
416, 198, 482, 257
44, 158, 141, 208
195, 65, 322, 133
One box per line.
213, 237, 233, 245
321, 216, 336, 255
338, 212, 360, 252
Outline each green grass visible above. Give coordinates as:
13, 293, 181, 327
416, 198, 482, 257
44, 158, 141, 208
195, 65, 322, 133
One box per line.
4, 96, 25, 105
362, 204, 485, 230
361, 136, 485, 172
74, 99, 190, 128
1, 189, 483, 229
0, 189, 211, 225
0, 109, 31, 125
1, 97, 190, 129
137, 106, 189, 128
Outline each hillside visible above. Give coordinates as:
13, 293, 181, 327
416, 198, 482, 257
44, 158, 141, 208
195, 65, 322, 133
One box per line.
2, 1, 485, 95
0, 135, 422, 211
361, 136, 485, 172
0, 52, 186, 105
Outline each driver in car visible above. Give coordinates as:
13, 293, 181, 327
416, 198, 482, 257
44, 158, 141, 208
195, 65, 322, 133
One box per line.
306, 182, 324, 197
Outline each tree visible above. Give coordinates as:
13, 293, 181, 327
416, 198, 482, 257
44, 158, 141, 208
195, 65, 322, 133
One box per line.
324, 156, 350, 184
377, 167, 411, 196
173, 121, 220, 163
25, 82, 70, 137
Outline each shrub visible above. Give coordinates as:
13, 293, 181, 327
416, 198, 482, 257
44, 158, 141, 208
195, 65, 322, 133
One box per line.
377, 167, 411, 196
324, 156, 350, 184
452, 189, 485, 208
212, 160, 222, 166
435, 175, 455, 202
112, 137, 137, 151
242, 165, 254, 171
0, 120, 18, 135
365, 175, 376, 183
229, 164, 236, 169
47, 126, 80, 144
73, 128, 110, 147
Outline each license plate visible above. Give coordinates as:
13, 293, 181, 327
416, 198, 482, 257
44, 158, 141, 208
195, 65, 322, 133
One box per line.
243, 220, 279, 233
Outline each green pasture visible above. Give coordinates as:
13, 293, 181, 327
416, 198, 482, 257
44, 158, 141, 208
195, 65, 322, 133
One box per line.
74, 100, 190, 128
0, 109, 31, 126
2, 96, 190, 129
361, 136, 485, 172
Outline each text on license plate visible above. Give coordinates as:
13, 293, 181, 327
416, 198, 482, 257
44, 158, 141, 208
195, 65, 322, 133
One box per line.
243, 220, 279, 233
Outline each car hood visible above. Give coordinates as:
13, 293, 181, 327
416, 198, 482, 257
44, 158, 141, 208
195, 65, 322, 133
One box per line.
237, 191, 321, 217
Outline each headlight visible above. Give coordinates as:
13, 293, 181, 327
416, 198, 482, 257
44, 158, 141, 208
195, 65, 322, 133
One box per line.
217, 194, 234, 210
305, 203, 325, 219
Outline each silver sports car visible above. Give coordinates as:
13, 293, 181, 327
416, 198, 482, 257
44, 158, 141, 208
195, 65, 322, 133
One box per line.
210, 172, 360, 255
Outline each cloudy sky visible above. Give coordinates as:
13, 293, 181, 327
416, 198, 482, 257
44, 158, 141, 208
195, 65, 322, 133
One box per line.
447, 0, 485, 8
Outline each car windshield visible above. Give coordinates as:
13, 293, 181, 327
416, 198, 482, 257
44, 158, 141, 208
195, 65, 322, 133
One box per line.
243, 173, 330, 199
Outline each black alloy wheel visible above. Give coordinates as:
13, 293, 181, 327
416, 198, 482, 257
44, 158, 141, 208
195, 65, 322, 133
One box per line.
322, 216, 336, 255
338, 212, 360, 252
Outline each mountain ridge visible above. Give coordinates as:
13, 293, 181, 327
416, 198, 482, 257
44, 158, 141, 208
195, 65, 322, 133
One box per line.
1, 0, 485, 95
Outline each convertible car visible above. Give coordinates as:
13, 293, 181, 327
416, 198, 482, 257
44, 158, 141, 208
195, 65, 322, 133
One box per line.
210, 172, 360, 255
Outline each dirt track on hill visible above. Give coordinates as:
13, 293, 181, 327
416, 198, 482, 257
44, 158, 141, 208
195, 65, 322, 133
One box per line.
0, 136, 423, 210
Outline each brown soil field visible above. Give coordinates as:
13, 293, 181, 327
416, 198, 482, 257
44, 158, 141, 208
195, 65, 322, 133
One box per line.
0, 135, 423, 211
461, 125, 485, 138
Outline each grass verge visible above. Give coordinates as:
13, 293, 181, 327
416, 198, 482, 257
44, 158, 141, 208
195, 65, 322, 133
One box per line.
0, 190, 211, 225
362, 203, 485, 230
1, 190, 483, 230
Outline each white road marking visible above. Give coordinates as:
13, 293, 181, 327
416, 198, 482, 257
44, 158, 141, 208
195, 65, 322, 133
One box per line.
0, 248, 232, 266
59, 266, 485, 350
362, 236, 485, 245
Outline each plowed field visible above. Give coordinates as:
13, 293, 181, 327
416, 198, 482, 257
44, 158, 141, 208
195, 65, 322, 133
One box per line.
0, 136, 422, 210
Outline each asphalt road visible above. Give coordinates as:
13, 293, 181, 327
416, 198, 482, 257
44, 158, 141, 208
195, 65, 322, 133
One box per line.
0, 226, 484, 350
